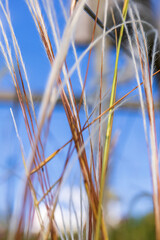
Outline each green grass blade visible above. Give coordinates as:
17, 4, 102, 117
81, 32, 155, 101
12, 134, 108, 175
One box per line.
95, 1, 130, 239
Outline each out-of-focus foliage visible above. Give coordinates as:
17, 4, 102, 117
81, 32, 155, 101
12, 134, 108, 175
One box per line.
109, 213, 155, 240
0, 213, 155, 239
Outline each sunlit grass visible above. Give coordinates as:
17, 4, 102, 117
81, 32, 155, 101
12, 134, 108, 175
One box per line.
0, 0, 160, 239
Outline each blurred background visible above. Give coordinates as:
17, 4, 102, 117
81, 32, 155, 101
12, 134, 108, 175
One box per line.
0, 0, 160, 238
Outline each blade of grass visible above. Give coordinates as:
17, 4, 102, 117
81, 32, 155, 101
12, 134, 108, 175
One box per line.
95, 1, 129, 239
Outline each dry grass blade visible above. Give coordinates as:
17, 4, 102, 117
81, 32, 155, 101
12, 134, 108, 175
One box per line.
129, 5, 160, 239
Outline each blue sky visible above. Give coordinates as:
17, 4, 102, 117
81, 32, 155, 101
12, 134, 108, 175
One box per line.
0, 0, 160, 229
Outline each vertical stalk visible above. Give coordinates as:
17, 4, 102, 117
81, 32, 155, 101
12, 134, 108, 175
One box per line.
95, 1, 129, 239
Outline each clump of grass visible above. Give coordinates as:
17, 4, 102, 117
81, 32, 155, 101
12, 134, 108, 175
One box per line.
0, 0, 160, 239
